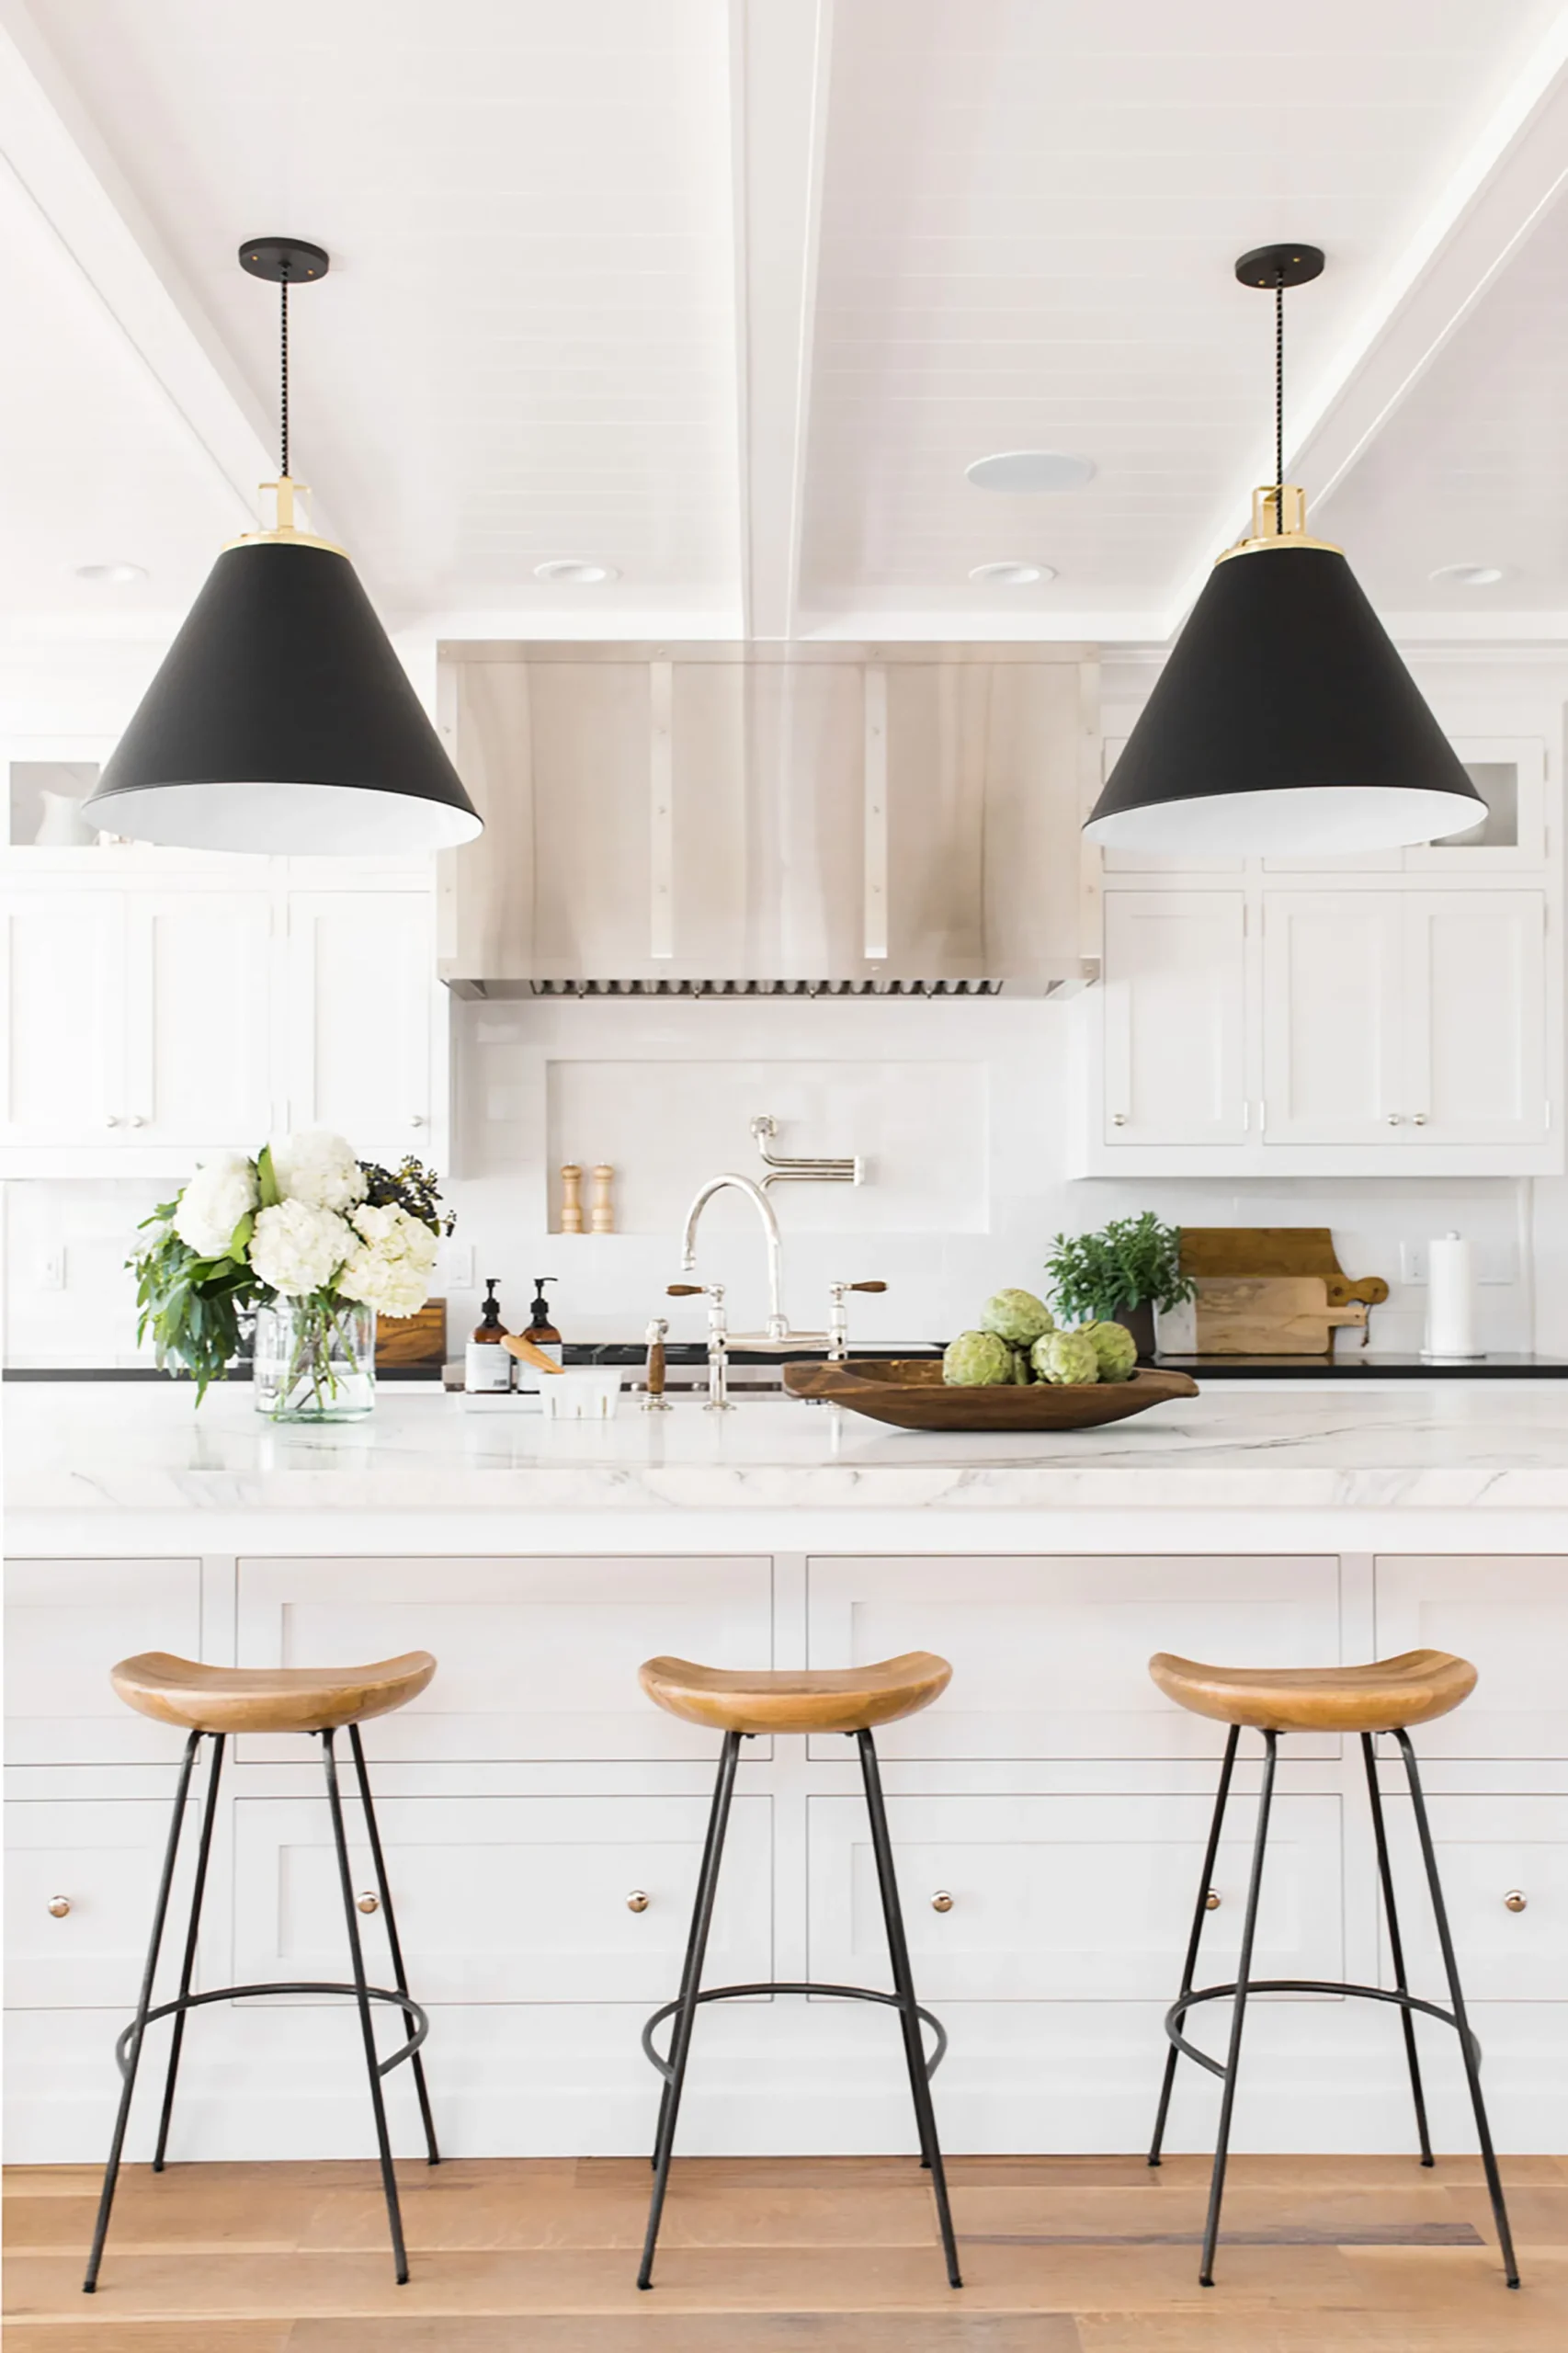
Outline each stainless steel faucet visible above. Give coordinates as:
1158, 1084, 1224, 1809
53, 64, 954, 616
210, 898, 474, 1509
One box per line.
680, 1174, 790, 1341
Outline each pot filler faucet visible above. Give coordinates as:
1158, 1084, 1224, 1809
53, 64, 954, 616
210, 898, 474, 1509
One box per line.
667, 1171, 885, 1409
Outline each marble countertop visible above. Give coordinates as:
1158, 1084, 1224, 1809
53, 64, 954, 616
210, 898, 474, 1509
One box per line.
8, 1375, 1568, 1517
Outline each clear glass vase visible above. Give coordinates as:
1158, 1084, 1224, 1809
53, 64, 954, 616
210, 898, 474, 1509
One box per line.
253, 1299, 376, 1422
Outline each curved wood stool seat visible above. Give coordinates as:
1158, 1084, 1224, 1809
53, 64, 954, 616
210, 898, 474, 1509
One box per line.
1149, 1647, 1476, 1735
85, 1648, 440, 2299
110, 1650, 437, 1736
633, 1646, 960, 2295
638, 1649, 951, 1736
1145, 1641, 1516, 2293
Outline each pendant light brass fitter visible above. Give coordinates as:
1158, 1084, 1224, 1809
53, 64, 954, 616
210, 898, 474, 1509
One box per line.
83, 237, 482, 855
1082, 243, 1484, 858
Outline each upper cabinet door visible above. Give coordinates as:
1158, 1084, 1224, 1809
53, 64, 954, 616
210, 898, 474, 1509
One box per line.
1261, 892, 1403, 1144
1403, 891, 1547, 1144
1101, 891, 1248, 1144
123, 891, 275, 1148
0, 890, 125, 1145
286, 891, 434, 1165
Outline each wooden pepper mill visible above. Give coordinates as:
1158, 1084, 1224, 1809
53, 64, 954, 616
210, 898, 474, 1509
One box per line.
590, 1165, 616, 1234
559, 1165, 584, 1234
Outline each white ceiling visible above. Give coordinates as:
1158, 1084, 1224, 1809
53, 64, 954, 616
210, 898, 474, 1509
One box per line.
5, 0, 1568, 663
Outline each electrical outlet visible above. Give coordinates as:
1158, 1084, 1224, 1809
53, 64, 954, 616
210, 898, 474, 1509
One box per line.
446, 1242, 475, 1290
1399, 1242, 1427, 1285
40, 1246, 66, 1290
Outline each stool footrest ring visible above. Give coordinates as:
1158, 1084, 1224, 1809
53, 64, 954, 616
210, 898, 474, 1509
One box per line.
641, 1981, 948, 2085
115, 1984, 429, 2082
1165, 1979, 1476, 2083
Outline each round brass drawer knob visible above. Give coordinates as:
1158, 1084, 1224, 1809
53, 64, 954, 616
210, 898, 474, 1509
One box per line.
931, 1891, 954, 1914
1505, 1890, 1528, 1913
627, 1890, 651, 1914
47, 1895, 71, 1918
357, 1891, 380, 1915
1205, 1888, 1222, 1912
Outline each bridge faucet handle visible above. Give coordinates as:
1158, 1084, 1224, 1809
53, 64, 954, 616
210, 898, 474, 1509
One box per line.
665, 1283, 705, 1296
846, 1280, 887, 1293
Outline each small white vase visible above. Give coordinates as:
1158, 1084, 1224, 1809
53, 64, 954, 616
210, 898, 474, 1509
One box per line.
253, 1301, 377, 1421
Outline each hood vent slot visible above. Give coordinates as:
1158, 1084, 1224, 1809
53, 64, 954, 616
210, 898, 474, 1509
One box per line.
467, 975, 1019, 1001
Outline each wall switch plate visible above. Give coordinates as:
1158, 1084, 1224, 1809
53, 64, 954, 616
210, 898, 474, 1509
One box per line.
446, 1242, 475, 1289
39, 1246, 66, 1290
1399, 1242, 1427, 1285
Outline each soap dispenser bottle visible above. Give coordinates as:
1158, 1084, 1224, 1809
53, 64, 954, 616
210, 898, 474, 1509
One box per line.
465, 1280, 513, 1393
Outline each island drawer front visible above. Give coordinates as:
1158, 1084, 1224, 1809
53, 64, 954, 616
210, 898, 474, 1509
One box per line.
6, 1797, 214, 2009
6, 1559, 203, 1766
233, 1792, 773, 2004
234, 1556, 774, 1763
805, 1556, 1343, 1760
1375, 1558, 1568, 1758
1375, 1790, 1568, 2003
806, 1790, 1345, 2003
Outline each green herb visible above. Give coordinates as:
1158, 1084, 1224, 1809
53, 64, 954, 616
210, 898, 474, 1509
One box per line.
359, 1156, 457, 1235
1044, 1213, 1196, 1326
129, 1202, 262, 1404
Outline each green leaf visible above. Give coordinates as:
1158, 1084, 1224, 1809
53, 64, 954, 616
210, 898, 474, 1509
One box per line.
257, 1143, 280, 1210
228, 1210, 255, 1262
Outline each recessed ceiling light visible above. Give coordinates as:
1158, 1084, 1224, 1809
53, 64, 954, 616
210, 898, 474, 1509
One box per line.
968, 561, 1055, 586
1429, 563, 1505, 587
965, 450, 1095, 494
533, 559, 619, 585
74, 562, 148, 585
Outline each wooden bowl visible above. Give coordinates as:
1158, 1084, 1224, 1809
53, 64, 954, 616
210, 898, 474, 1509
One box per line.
782, 1357, 1199, 1431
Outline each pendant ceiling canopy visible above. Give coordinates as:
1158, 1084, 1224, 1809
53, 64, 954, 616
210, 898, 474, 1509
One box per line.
1083, 244, 1485, 858
83, 239, 482, 857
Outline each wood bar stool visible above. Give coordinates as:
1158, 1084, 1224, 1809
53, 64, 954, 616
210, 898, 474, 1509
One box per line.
1147, 1647, 1517, 2290
635, 1651, 961, 2292
84, 1651, 440, 2295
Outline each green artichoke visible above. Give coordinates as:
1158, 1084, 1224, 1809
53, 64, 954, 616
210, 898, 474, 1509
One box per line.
1083, 1320, 1139, 1381
942, 1330, 1016, 1386
1031, 1328, 1100, 1385
979, 1288, 1054, 1347
1009, 1346, 1034, 1384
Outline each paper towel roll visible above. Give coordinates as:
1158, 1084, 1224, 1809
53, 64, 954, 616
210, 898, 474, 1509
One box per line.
1423, 1232, 1482, 1359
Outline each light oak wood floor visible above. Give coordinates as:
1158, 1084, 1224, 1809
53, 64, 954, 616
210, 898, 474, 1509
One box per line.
6, 2153, 1567, 2351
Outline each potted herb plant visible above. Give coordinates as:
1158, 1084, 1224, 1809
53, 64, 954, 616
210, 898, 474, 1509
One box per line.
1043, 1213, 1196, 1362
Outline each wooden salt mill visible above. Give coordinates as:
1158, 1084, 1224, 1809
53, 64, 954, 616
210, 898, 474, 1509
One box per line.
559, 1165, 584, 1234
590, 1164, 616, 1234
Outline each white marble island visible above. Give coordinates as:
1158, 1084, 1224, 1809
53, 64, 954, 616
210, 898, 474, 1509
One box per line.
6, 1377, 1567, 2167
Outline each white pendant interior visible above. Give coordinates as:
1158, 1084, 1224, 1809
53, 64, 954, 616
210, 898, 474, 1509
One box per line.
1083, 782, 1486, 858
78, 779, 483, 856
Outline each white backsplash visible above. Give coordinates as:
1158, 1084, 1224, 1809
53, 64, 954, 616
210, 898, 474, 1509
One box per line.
6, 990, 1549, 1365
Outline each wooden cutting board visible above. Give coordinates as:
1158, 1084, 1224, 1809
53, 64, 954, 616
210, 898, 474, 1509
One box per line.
1179, 1228, 1389, 1311
1189, 1277, 1368, 1356
374, 1300, 447, 1369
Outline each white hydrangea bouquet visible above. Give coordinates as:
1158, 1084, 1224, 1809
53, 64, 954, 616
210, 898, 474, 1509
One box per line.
131, 1131, 452, 1419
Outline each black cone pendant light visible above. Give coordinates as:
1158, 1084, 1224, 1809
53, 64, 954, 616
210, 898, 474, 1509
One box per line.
83, 239, 482, 855
1084, 244, 1484, 857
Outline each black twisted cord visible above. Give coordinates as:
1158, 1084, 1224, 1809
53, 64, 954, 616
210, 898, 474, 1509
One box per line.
1275, 271, 1284, 532
279, 276, 290, 479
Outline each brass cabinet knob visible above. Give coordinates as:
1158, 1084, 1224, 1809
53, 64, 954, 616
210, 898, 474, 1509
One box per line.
47, 1894, 71, 1918
627, 1890, 651, 1914
357, 1891, 380, 1915
930, 1890, 954, 1913
1505, 1889, 1528, 1913
1205, 1888, 1222, 1911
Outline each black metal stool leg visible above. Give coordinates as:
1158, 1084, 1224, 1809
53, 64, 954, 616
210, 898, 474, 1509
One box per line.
347, 1723, 439, 2167
1361, 1732, 1433, 2167
858, 1729, 962, 2291
322, 1728, 410, 2285
84, 1730, 202, 2293
1396, 1731, 1519, 2288
1199, 1728, 1278, 2288
151, 1732, 225, 2172
639, 1730, 741, 2290
1151, 1723, 1239, 2167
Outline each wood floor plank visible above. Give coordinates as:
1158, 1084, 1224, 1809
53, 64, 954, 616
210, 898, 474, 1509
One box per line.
282, 2320, 1085, 2352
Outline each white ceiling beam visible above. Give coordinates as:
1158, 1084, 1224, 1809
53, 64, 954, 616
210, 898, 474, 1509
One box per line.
0, 0, 280, 529
727, 0, 834, 641
1167, 5, 1568, 632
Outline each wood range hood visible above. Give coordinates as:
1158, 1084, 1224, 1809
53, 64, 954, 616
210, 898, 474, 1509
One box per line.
436, 642, 1099, 998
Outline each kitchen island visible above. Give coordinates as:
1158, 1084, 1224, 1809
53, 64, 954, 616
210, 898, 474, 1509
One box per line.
6, 1379, 1567, 2167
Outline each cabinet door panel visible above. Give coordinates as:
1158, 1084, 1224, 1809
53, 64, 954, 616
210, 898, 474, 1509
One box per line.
1376, 1557, 1568, 1757
233, 1792, 771, 2003
1101, 892, 1247, 1144
1378, 1793, 1565, 2001
0, 892, 123, 1142
126, 892, 274, 1145
1403, 892, 1546, 1143
285, 892, 433, 1165
806, 1555, 1341, 1759
236, 1554, 773, 1761
6, 1799, 211, 2007
1261, 892, 1403, 1143
808, 1790, 1343, 2001
5, 1558, 202, 1764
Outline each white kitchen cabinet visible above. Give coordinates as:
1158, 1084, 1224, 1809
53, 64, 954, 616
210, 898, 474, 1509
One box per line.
6, 1799, 210, 2009
1378, 1794, 1567, 2005
1374, 1556, 1568, 1758
123, 891, 276, 1146
1403, 891, 1546, 1144
1260, 892, 1404, 1145
5, 1557, 202, 1766
284, 890, 436, 1167
0, 891, 125, 1146
1100, 891, 1248, 1145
